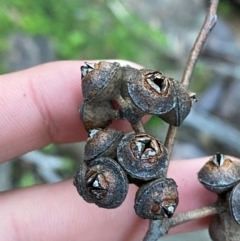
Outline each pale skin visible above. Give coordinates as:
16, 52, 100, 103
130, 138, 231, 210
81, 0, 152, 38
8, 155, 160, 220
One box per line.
0, 60, 228, 241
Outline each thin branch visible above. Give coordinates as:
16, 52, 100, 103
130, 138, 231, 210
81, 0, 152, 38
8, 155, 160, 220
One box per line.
144, 204, 218, 240
181, 0, 218, 87
131, 121, 146, 133
164, 125, 177, 160
164, 0, 219, 159
168, 204, 218, 228
143, 1, 219, 240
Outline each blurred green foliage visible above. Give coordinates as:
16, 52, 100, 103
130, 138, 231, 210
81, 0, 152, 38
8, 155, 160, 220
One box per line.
41, 143, 58, 154
0, 0, 172, 185
0, 0, 170, 69
59, 156, 78, 176
2, 0, 220, 185
18, 172, 37, 187
218, 1, 236, 17
13, 160, 44, 187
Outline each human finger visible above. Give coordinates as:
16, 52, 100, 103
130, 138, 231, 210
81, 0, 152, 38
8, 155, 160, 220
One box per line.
0, 157, 219, 241
0, 60, 143, 162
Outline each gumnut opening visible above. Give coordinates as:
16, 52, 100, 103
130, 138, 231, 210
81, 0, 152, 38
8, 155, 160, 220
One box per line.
84, 157, 128, 208
134, 178, 179, 219
117, 133, 168, 180
198, 153, 240, 193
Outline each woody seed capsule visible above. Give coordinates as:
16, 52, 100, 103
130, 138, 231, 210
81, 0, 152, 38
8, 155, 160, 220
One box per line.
117, 133, 168, 180
209, 211, 240, 241
81, 61, 122, 102
134, 178, 179, 220
123, 67, 193, 126
79, 100, 115, 131
198, 153, 240, 194
229, 182, 240, 225
84, 128, 124, 163
76, 157, 128, 209
73, 160, 94, 203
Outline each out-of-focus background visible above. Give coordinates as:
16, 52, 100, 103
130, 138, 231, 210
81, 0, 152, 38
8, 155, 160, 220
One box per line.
0, 0, 240, 240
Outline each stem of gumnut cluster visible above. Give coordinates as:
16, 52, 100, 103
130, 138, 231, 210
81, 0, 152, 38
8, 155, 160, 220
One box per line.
114, 94, 146, 133
168, 204, 218, 228
148, 204, 219, 238
131, 121, 146, 133
143, 1, 219, 241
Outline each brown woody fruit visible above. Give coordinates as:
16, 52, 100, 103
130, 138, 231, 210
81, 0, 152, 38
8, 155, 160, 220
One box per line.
118, 66, 150, 123
198, 153, 240, 194
209, 211, 240, 241
74, 157, 128, 209
117, 133, 168, 180
122, 67, 193, 126
81, 61, 122, 102
79, 100, 115, 131
73, 160, 93, 203
84, 128, 124, 163
157, 80, 195, 126
229, 182, 240, 225
134, 178, 179, 220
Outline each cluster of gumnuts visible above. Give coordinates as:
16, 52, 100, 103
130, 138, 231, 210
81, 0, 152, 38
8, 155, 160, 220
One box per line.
73, 61, 195, 220
198, 153, 240, 240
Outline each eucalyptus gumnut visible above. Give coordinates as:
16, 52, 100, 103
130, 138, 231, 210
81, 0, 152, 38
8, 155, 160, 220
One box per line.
73, 160, 94, 203
117, 133, 168, 180
156, 79, 196, 127
84, 128, 124, 163
134, 178, 179, 220
123, 66, 194, 126
79, 100, 115, 131
209, 211, 240, 241
74, 157, 128, 209
81, 61, 122, 102
198, 153, 240, 194
229, 182, 240, 225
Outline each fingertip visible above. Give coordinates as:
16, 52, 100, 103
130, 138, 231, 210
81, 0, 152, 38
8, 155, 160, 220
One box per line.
0, 181, 148, 241
0, 60, 144, 162
0, 158, 224, 240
